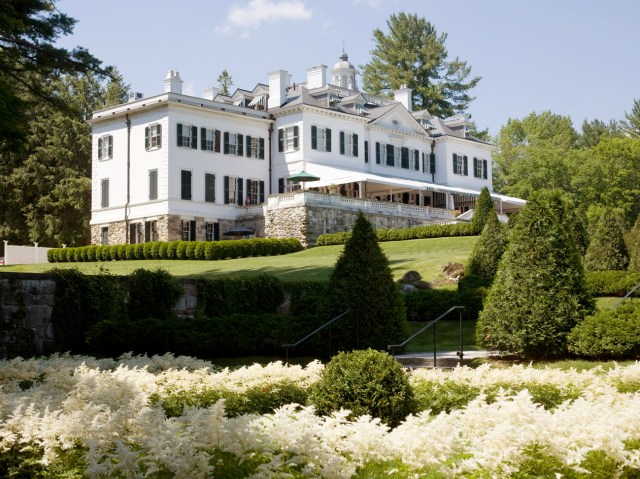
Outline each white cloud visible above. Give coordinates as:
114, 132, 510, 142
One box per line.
216, 0, 313, 37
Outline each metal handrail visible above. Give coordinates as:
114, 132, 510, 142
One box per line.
612, 282, 640, 309
282, 309, 351, 361
388, 306, 464, 368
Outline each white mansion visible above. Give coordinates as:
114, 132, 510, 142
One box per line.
90, 52, 524, 246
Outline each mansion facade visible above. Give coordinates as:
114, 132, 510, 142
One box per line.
90, 53, 524, 246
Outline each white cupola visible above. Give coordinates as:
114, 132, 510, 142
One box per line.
330, 51, 358, 91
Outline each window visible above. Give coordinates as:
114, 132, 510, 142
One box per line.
340, 132, 358, 157
376, 143, 400, 167
453, 153, 468, 175
311, 126, 331, 152
224, 176, 244, 205
205, 222, 219, 241
129, 223, 143, 244
201, 128, 220, 152
177, 123, 197, 149
98, 135, 113, 160
224, 132, 243, 155
413, 150, 420, 171
145, 124, 162, 150
474, 157, 488, 179
278, 177, 301, 193
145, 221, 158, 242
149, 170, 158, 200
278, 125, 299, 152
181, 170, 192, 200
246, 136, 265, 159
101, 179, 109, 208
100, 227, 109, 245
182, 220, 196, 241
246, 179, 265, 205
205, 173, 216, 203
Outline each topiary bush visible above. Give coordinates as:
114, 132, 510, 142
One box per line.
308, 349, 416, 427
585, 270, 640, 297
127, 268, 183, 320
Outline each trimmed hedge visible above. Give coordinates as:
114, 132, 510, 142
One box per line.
585, 270, 640, 297
48, 238, 303, 263
316, 222, 475, 246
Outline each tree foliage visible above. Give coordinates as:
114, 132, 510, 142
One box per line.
217, 69, 233, 96
466, 212, 507, 281
324, 213, 407, 351
621, 98, 640, 138
0, 0, 108, 149
576, 118, 621, 149
477, 192, 594, 358
361, 12, 480, 118
584, 209, 629, 272
627, 215, 640, 273
471, 186, 495, 233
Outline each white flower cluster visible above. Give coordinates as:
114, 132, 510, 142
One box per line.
0, 354, 639, 478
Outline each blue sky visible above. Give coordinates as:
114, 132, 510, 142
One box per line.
56, 0, 640, 136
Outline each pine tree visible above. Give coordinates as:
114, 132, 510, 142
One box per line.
628, 215, 640, 273
584, 209, 629, 271
217, 69, 234, 96
466, 212, 507, 281
471, 186, 495, 234
477, 193, 594, 358
324, 213, 407, 351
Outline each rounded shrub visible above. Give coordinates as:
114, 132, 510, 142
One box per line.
47, 249, 56, 263
308, 349, 416, 427
166, 241, 180, 260
125, 244, 136, 260
194, 242, 206, 260
86, 245, 97, 262
158, 242, 168, 259
134, 243, 145, 260
116, 244, 127, 261
185, 241, 198, 259
65, 247, 76, 262
143, 242, 154, 259
176, 241, 189, 260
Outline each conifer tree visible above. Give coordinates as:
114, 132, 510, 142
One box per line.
627, 215, 640, 273
477, 193, 593, 358
466, 212, 507, 281
324, 213, 407, 351
584, 209, 629, 271
471, 186, 496, 234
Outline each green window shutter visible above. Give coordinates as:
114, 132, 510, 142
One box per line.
311, 125, 317, 150
190, 221, 196, 241
339, 131, 345, 155
98, 137, 103, 159
364, 141, 369, 163
413, 149, 419, 170
201, 128, 206, 150
237, 177, 244, 205
278, 178, 285, 193
452, 153, 457, 173
259, 138, 265, 159
191, 126, 197, 149
237, 134, 244, 156
483, 159, 488, 179
214, 130, 221, 152
386, 144, 394, 166
157, 124, 162, 148
144, 127, 150, 150
430, 153, 436, 174
223, 132, 229, 154
224, 176, 230, 204
474, 157, 479, 177
401, 147, 409, 169
326, 128, 331, 152
177, 123, 183, 147
376, 142, 380, 164
278, 129, 284, 152
107, 136, 113, 157
259, 180, 265, 203
353, 134, 358, 157
463, 156, 468, 176
245, 136, 252, 157
293, 126, 299, 149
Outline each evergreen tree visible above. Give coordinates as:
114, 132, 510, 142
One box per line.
621, 98, 640, 138
627, 215, 640, 273
217, 69, 234, 96
466, 212, 507, 281
361, 12, 480, 118
471, 186, 495, 233
477, 193, 594, 358
584, 209, 629, 271
324, 213, 407, 351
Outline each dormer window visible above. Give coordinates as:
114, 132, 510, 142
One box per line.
355, 103, 368, 115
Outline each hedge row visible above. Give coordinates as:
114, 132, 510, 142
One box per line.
585, 270, 640, 297
47, 238, 303, 263
316, 222, 476, 246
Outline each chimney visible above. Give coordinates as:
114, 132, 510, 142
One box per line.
128, 92, 143, 103
306, 65, 327, 89
164, 70, 183, 94
394, 85, 412, 112
203, 87, 221, 101
268, 70, 289, 109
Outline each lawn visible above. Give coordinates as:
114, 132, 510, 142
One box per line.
1, 236, 478, 282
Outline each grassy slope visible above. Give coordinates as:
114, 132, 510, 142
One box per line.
1, 236, 478, 283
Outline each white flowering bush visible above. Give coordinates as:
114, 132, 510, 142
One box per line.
1, 354, 640, 478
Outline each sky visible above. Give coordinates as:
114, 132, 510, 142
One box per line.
55, 0, 640, 137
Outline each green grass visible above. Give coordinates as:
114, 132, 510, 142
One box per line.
1, 236, 478, 282
404, 319, 478, 353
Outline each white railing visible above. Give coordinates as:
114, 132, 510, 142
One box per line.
237, 191, 457, 222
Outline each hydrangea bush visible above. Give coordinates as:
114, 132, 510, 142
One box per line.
1, 354, 640, 478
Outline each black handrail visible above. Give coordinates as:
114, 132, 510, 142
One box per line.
612, 282, 640, 309
282, 309, 352, 361
388, 305, 464, 368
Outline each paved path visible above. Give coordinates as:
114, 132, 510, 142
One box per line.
394, 350, 493, 360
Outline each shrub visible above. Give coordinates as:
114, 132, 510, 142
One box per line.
47, 249, 55, 263
157, 242, 168, 259
568, 302, 640, 358
65, 247, 76, 262
176, 241, 189, 260
198, 275, 285, 318
466, 212, 507, 281
125, 244, 136, 260
127, 269, 183, 320
166, 241, 180, 260
73, 248, 83, 262
86, 245, 97, 262
134, 243, 145, 260
308, 349, 416, 427
586, 270, 640, 297
413, 380, 481, 415
194, 242, 206, 260
471, 186, 495, 234
185, 241, 197, 259
585, 208, 629, 271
